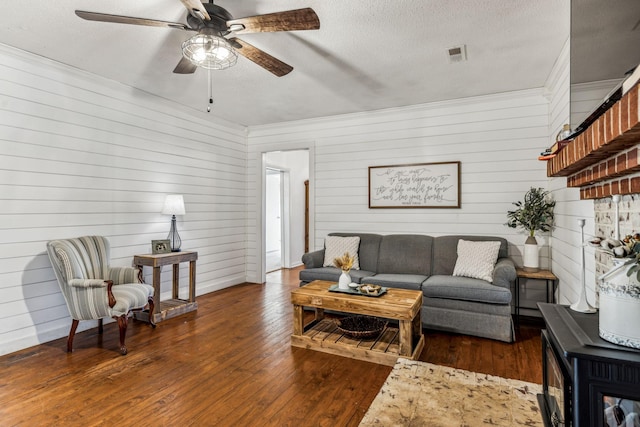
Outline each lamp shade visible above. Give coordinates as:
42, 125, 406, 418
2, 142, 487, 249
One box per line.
161, 195, 186, 216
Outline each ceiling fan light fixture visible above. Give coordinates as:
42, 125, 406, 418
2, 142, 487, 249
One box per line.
182, 34, 238, 70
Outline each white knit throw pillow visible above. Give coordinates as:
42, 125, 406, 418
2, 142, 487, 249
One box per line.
323, 236, 361, 270
452, 240, 501, 283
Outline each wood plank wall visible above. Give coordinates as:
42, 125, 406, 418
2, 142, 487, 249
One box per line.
247, 89, 554, 301
1, 37, 581, 355
570, 79, 623, 131
0, 45, 248, 355
547, 38, 596, 307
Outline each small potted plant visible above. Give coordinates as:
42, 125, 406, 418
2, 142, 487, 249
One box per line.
334, 252, 354, 289
506, 187, 555, 271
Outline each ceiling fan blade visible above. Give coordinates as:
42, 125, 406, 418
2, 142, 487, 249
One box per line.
75, 10, 191, 30
227, 8, 319, 34
179, 0, 210, 21
173, 56, 198, 74
229, 38, 293, 77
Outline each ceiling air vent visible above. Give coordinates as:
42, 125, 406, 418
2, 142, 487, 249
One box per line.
447, 45, 467, 63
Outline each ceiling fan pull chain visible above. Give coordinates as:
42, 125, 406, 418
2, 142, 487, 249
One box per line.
207, 67, 213, 112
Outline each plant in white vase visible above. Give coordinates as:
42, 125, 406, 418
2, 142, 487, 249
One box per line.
506, 187, 555, 272
333, 252, 354, 289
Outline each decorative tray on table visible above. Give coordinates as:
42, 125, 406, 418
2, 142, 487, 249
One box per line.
328, 284, 387, 297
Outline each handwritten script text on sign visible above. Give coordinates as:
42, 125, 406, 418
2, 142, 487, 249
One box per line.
369, 163, 459, 208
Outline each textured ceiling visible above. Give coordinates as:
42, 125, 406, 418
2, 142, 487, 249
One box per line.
0, 1, 574, 126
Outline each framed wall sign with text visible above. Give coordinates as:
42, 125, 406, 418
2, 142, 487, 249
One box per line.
368, 161, 461, 208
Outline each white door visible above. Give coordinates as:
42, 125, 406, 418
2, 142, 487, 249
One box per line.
265, 169, 283, 272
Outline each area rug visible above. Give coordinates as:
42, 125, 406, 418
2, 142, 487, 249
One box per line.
360, 358, 543, 426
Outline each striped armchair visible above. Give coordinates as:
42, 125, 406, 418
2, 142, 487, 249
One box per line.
46, 236, 155, 355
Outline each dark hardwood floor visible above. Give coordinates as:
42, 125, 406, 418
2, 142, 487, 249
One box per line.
0, 267, 542, 426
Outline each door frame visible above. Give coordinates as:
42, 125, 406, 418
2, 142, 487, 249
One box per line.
256, 142, 314, 283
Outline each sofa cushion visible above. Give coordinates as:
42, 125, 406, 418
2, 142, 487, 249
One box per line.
452, 239, 501, 283
299, 267, 375, 284
329, 233, 382, 273
376, 234, 433, 275
361, 273, 427, 291
323, 236, 361, 270
432, 235, 509, 275
422, 275, 512, 305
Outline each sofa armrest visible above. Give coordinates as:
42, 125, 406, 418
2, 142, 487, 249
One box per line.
302, 249, 325, 269
492, 257, 517, 290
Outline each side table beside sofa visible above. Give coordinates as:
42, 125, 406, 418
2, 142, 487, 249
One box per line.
300, 233, 517, 342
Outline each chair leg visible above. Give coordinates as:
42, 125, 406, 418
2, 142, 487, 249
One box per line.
116, 315, 128, 355
147, 296, 156, 328
98, 318, 104, 334
67, 319, 79, 353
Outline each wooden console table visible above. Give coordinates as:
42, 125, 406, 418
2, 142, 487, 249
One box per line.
133, 251, 198, 323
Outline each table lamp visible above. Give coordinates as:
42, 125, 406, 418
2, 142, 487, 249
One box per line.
161, 194, 186, 252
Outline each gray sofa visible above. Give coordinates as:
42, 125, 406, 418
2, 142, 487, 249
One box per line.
299, 233, 516, 342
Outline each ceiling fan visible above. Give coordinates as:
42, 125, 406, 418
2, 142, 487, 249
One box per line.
75, 0, 320, 77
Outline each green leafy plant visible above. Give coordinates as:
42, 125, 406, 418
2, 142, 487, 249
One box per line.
506, 187, 555, 237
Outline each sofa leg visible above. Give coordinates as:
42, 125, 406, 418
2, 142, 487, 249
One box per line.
67, 319, 79, 353
116, 315, 128, 355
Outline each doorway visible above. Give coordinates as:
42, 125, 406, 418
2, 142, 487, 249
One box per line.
261, 149, 311, 281
265, 168, 284, 272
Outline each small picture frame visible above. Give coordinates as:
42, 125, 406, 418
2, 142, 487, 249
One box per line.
152, 239, 171, 254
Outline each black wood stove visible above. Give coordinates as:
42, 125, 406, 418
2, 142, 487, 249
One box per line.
538, 303, 640, 426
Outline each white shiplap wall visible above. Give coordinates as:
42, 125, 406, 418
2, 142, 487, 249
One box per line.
246, 89, 553, 284
546, 38, 596, 307
570, 79, 623, 130
546, 39, 571, 142
0, 44, 247, 356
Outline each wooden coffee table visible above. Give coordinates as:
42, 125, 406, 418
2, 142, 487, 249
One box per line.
290, 280, 424, 366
